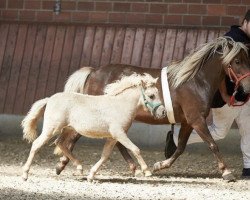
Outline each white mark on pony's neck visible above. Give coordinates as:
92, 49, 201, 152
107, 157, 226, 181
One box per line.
104, 73, 158, 96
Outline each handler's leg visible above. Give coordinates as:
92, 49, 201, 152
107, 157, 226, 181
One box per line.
235, 101, 250, 177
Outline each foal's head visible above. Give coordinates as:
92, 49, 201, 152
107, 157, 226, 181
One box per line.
104, 73, 166, 119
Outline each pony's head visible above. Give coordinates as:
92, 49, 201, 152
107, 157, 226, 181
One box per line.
104, 73, 166, 119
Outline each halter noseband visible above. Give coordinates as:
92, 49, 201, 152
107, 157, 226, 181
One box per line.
227, 65, 250, 106
141, 88, 162, 116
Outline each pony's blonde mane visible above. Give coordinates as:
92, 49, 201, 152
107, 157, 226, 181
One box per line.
104, 73, 158, 96
168, 36, 248, 88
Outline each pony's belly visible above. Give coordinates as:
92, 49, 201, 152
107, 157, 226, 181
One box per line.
79, 130, 112, 139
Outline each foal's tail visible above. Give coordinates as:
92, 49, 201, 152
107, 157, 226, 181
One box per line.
22, 98, 48, 143
64, 67, 95, 93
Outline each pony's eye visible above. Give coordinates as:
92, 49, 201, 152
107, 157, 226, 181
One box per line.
235, 59, 240, 64
149, 94, 155, 100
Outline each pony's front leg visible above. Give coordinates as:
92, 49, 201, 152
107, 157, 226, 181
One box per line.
87, 138, 117, 181
153, 122, 192, 172
192, 120, 235, 181
112, 129, 152, 177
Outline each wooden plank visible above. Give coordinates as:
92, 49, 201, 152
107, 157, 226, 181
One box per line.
196, 29, 208, 48
34, 25, 57, 101
13, 25, 37, 114
0, 24, 9, 73
22, 24, 47, 114
4, 24, 28, 114
80, 26, 95, 67
141, 28, 156, 68
121, 27, 136, 65
68, 26, 85, 75
184, 29, 198, 57
151, 28, 166, 68
131, 28, 146, 66
172, 29, 188, 61
100, 27, 115, 66
0, 24, 18, 113
219, 29, 226, 37
55, 26, 76, 92
90, 27, 105, 67
161, 29, 177, 67
44, 25, 66, 97
110, 27, 126, 64
207, 29, 220, 42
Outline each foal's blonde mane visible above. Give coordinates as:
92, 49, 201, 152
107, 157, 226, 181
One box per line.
104, 73, 158, 96
168, 36, 248, 88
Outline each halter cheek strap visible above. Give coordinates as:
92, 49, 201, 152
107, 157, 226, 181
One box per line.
141, 88, 162, 115
227, 65, 250, 106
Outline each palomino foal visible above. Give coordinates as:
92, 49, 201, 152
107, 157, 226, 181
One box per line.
21, 73, 166, 181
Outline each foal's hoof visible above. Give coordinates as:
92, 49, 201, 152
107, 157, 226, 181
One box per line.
144, 170, 152, 177
87, 174, 94, 182
55, 164, 64, 175
153, 162, 162, 172
73, 169, 83, 176
22, 173, 28, 181
222, 172, 236, 182
134, 169, 144, 177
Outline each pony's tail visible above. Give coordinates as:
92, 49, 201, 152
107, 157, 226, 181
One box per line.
64, 67, 95, 93
22, 98, 48, 143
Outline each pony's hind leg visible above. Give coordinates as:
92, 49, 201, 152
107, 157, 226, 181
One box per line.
22, 127, 55, 181
54, 129, 81, 175
55, 133, 84, 176
87, 138, 117, 181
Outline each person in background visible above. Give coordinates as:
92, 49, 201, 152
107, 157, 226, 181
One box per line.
165, 10, 250, 178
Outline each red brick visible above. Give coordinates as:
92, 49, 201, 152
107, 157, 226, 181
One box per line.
8, 0, 23, 9
203, 0, 222, 3
221, 16, 240, 26
54, 12, 71, 22
222, 0, 241, 4
90, 12, 108, 23
188, 4, 206, 15
37, 11, 53, 22
183, 15, 201, 26
207, 5, 225, 16
20, 10, 36, 21
78, 2, 94, 11
42, 1, 54, 10
61, 1, 76, 10
131, 3, 149, 13
126, 13, 145, 24
150, 3, 168, 13
169, 4, 187, 14
113, 2, 131, 12
2, 10, 18, 20
164, 15, 182, 25
0, 0, 6, 8
226, 6, 247, 16
96, 2, 112, 11
183, 0, 202, 2
24, 1, 41, 9
109, 12, 126, 23
145, 14, 163, 24
202, 16, 220, 26
242, 0, 250, 5
72, 12, 89, 22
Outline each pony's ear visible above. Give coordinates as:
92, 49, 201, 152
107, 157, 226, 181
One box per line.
141, 80, 146, 90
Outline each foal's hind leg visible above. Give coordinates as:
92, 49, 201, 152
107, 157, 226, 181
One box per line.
87, 138, 117, 181
55, 129, 81, 175
22, 128, 55, 181
153, 122, 193, 172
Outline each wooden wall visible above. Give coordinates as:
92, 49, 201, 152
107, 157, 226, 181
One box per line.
0, 22, 226, 115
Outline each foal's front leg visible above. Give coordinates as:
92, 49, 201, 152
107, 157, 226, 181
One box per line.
111, 128, 151, 177
87, 138, 117, 181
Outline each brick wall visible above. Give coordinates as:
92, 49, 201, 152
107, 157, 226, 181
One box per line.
0, 0, 250, 28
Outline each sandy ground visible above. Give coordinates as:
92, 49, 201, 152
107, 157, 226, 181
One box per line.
0, 131, 250, 200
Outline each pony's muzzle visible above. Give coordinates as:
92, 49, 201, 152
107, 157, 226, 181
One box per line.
154, 105, 166, 119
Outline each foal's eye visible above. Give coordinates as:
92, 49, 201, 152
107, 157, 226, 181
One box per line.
149, 94, 155, 100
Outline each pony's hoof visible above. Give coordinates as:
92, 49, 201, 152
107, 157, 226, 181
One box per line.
153, 162, 162, 172
144, 170, 152, 177
87, 174, 94, 182
134, 169, 144, 177
55, 164, 64, 175
22, 173, 28, 181
73, 170, 83, 176
222, 172, 236, 182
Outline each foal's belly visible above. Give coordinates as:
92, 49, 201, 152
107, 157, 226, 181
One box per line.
79, 130, 112, 139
